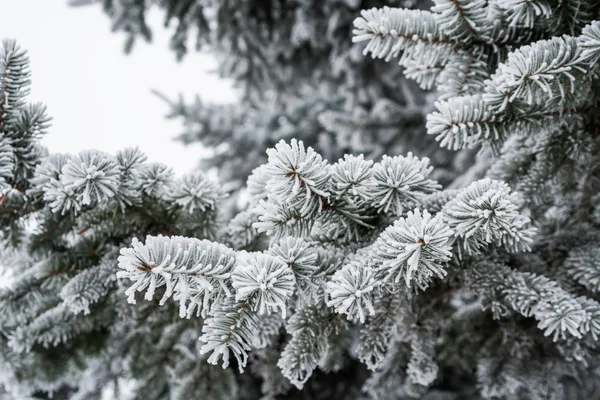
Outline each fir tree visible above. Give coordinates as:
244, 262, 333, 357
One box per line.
72, 0, 466, 209
2, 1, 600, 399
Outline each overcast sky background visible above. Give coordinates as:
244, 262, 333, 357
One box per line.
0, 0, 237, 175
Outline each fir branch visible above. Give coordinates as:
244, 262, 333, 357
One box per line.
353, 7, 457, 67
117, 235, 236, 318
432, 0, 489, 42
484, 36, 586, 112
199, 297, 259, 372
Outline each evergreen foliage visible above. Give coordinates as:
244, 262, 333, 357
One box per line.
72, 0, 463, 208
3, 0, 600, 399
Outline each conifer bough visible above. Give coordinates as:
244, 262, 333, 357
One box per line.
2, 1, 600, 398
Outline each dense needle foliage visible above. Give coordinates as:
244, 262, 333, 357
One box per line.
2, 1, 600, 399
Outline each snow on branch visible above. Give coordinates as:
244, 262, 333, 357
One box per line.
0, 39, 31, 115
365, 154, 440, 216
353, 7, 456, 67
199, 297, 260, 372
267, 236, 318, 284
61, 151, 121, 206
578, 20, 600, 65
373, 208, 453, 289
468, 261, 600, 341
443, 178, 536, 255
326, 261, 378, 323
484, 36, 585, 111
117, 235, 236, 318
426, 95, 510, 151
232, 252, 296, 318
264, 138, 330, 215
164, 171, 227, 213
431, 0, 489, 42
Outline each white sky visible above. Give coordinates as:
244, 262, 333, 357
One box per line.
0, 0, 237, 175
